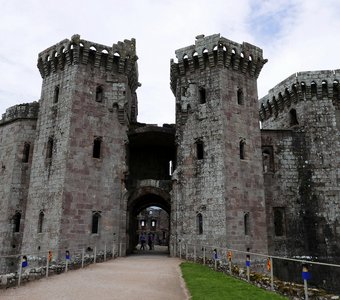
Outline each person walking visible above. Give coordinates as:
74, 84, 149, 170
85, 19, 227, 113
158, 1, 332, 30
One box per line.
140, 233, 146, 250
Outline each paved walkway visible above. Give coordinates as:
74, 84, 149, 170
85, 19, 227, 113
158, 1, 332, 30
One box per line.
0, 250, 190, 300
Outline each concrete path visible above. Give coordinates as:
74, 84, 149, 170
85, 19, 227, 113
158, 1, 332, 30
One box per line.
0, 251, 190, 300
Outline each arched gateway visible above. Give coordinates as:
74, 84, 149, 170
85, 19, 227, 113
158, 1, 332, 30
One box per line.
125, 125, 175, 253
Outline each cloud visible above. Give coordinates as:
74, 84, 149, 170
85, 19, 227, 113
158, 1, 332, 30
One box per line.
0, 0, 339, 124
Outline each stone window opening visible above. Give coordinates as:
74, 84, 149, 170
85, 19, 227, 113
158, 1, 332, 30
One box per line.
273, 207, 286, 237
196, 140, 204, 160
183, 54, 189, 71
95, 86, 103, 102
46, 137, 54, 159
140, 220, 146, 228
322, 81, 328, 98
38, 211, 44, 233
88, 46, 97, 64
53, 85, 60, 103
22, 142, 30, 163
239, 139, 246, 160
262, 146, 274, 173
169, 160, 173, 176
333, 80, 339, 101
311, 81, 317, 97
151, 220, 156, 228
301, 82, 306, 98
289, 109, 299, 126
13, 212, 21, 233
197, 213, 203, 235
244, 212, 250, 236
92, 211, 101, 234
230, 49, 236, 67
193, 51, 199, 69
213, 45, 218, 64
199, 87, 206, 104
93, 137, 102, 159
237, 88, 244, 105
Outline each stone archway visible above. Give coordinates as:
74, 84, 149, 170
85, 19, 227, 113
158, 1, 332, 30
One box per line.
126, 186, 171, 254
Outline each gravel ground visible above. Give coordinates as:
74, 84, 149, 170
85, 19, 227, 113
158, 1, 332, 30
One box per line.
0, 253, 190, 300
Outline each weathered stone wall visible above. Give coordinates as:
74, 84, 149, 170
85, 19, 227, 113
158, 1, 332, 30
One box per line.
21, 35, 139, 258
171, 34, 268, 253
260, 71, 340, 261
0, 103, 38, 271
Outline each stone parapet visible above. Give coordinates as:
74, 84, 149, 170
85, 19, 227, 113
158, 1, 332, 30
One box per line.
259, 69, 340, 121
37, 34, 139, 92
0, 102, 39, 125
170, 33, 267, 95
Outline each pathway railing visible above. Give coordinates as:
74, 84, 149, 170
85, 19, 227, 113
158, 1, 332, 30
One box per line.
172, 242, 340, 300
0, 242, 126, 288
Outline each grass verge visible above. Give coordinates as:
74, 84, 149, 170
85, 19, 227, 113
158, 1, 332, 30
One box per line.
180, 262, 287, 300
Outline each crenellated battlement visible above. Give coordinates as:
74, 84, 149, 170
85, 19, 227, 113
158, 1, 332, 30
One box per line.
37, 34, 139, 91
170, 34, 267, 95
0, 102, 39, 125
259, 69, 340, 121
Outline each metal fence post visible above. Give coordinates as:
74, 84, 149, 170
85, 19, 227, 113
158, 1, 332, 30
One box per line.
203, 247, 206, 265
270, 257, 274, 291
46, 252, 49, 278
119, 242, 122, 257
65, 257, 68, 273
94, 246, 97, 264
112, 242, 115, 259
17, 255, 23, 287
81, 248, 85, 268
304, 279, 308, 300
179, 242, 182, 259
104, 243, 107, 261
194, 245, 196, 262
185, 244, 188, 260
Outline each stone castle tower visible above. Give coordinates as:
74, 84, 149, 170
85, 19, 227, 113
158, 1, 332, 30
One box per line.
260, 71, 340, 260
0, 34, 339, 287
20, 35, 139, 255
170, 34, 268, 252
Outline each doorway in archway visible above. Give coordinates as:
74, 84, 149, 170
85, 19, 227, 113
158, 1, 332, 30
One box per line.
127, 190, 171, 255
136, 206, 169, 253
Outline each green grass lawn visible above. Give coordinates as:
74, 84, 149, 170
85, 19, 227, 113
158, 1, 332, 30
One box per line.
180, 262, 287, 300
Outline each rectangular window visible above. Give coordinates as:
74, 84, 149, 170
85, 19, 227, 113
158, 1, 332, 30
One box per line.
244, 212, 249, 236
240, 140, 245, 160
46, 137, 54, 159
93, 137, 102, 158
273, 207, 286, 236
38, 211, 44, 233
262, 146, 274, 172
13, 212, 21, 233
22, 142, 30, 163
196, 141, 204, 160
92, 212, 101, 234
53, 86, 60, 103
199, 88, 206, 104
197, 213, 203, 234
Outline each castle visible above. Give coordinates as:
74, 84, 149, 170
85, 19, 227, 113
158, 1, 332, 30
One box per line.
0, 34, 339, 282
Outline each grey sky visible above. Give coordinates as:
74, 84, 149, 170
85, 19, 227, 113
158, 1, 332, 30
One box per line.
0, 0, 339, 125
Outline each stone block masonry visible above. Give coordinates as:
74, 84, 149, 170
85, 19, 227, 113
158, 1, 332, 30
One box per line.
0, 34, 339, 291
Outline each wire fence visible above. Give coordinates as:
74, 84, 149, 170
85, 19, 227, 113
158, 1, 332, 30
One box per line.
0, 242, 125, 288
171, 242, 340, 300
